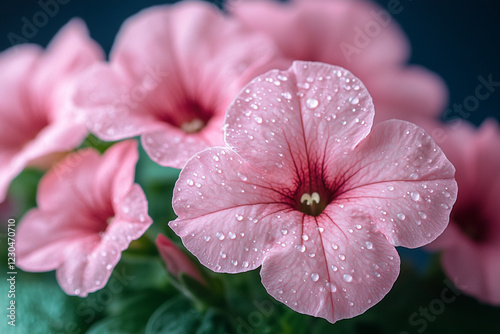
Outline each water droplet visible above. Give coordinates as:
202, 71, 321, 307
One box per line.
332, 244, 339, 250
306, 98, 319, 109
242, 261, 249, 268
418, 211, 427, 219
237, 173, 248, 181
441, 203, 450, 210
397, 213, 406, 220
365, 241, 373, 250
410, 173, 419, 180
302, 234, 309, 241
213, 155, 219, 161
281, 229, 288, 235
331, 265, 338, 272
228, 232, 236, 239
339, 254, 346, 261
330, 284, 338, 292
343, 274, 353, 283
411, 191, 420, 201
235, 214, 243, 221
216, 232, 225, 240
387, 186, 395, 191
311, 273, 319, 282
106, 264, 113, 270
296, 245, 306, 252
282, 92, 292, 99
355, 224, 362, 230
349, 97, 359, 104
255, 116, 263, 124
186, 179, 194, 186
220, 252, 227, 258
443, 191, 451, 198
232, 260, 238, 266
204, 235, 211, 242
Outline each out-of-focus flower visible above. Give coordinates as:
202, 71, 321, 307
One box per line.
17, 140, 152, 297
428, 119, 500, 305
169, 61, 457, 323
0, 19, 104, 202
73, 1, 285, 169
156, 234, 205, 284
228, 0, 447, 124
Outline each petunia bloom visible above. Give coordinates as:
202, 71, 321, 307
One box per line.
17, 140, 152, 297
169, 61, 457, 323
428, 120, 500, 305
0, 19, 104, 202
73, 1, 285, 169
156, 234, 205, 284
228, 0, 447, 124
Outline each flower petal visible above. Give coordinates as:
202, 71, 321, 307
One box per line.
170, 147, 296, 273
229, 0, 409, 73
225, 61, 373, 182
333, 120, 457, 248
261, 207, 400, 323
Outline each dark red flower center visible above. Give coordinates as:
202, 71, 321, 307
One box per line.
453, 204, 489, 243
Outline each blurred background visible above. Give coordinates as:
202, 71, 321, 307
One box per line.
1, 0, 499, 125
0, 1, 499, 333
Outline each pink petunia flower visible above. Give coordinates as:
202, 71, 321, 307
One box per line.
156, 233, 206, 284
17, 140, 152, 297
0, 19, 104, 202
73, 1, 286, 169
428, 119, 500, 305
228, 0, 447, 124
169, 61, 457, 323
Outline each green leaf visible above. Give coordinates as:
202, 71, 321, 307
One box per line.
145, 296, 233, 334
0, 271, 85, 334
87, 289, 169, 334
146, 296, 201, 334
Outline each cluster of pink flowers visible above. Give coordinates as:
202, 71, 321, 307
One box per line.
1, 0, 497, 323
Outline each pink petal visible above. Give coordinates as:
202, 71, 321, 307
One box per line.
261, 206, 400, 323
30, 19, 104, 118
76, 1, 285, 168
225, 61, 373, 181
333, 120, 457, 248
364, 66, 448, 123
156, 234, 205, 284
17, 141, 152, 297
229, 0, 409, 73
170, 147, 295, 273
72, 64, 165, 140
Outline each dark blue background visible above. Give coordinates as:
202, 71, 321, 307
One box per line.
1, 0, 499, 125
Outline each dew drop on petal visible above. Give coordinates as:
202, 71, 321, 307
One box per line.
343, 274, 353, 283
411, 191, 420, 201
365, 241, 373, 250
242, 261, 249, 268
339, 254, 346, 261
397, 213, 406, 220
255, 116, 263, 124
311, 273, 319, 282
306, 98, 319, 109
349, 97, 359, 105
418, 211, 427, 219
296, 245, 306, 252
237, 173, 248, 181
228, 232, 236, 239
186, 179, 194, 186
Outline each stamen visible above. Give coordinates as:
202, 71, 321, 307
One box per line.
301, 193, 312, 205
301, 192, 321, 205
181, 118, 205, 133
311, 192, 320, 204
298, 192, 325, 216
